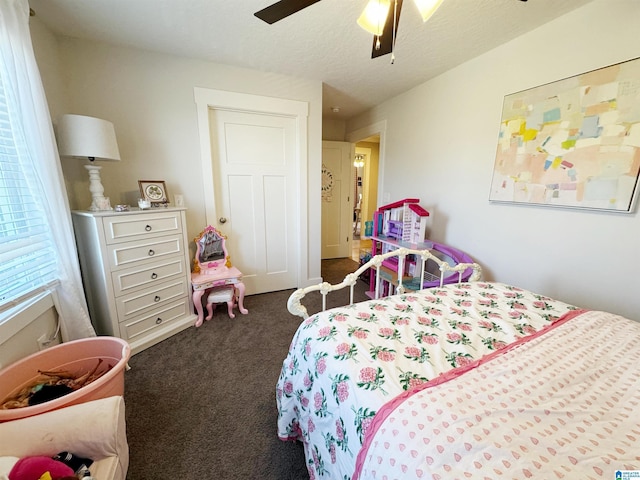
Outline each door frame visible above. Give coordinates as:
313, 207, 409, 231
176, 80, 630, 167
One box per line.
194, 87, 309, 290
347, 120, 387, 206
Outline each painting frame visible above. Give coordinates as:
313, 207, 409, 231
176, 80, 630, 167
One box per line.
489, 57, 640, 213
138, 180, 169, 206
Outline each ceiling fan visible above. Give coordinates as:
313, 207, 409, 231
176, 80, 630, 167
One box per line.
254, 0, 527, 60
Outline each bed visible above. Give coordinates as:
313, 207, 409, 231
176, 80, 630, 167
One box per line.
276, 248, 640, 479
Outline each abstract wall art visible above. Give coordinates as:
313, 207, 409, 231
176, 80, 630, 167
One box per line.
489, 57, 640, 212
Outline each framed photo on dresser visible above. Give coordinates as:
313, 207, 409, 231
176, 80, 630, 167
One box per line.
138, 180, 168, 206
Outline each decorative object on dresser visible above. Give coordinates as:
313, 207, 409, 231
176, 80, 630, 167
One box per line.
71, 207, 197, 354
56, 114, 121, 212
190, 226, 248, 327
138, 180, 169, 207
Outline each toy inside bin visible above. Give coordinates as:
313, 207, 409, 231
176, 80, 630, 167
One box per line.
0, 336, 130, 422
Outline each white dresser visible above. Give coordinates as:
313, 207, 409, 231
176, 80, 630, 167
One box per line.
72, 207, 196, 354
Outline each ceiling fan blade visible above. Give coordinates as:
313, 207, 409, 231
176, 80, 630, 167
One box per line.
371, 0, 403, 59
254, 0, 323, 24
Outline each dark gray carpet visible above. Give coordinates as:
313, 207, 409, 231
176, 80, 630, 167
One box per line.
124, 258, 368, 480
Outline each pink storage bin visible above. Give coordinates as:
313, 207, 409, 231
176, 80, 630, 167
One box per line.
0, 336, 130, 422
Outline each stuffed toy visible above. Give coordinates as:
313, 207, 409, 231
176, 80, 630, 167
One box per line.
8, 456, 74, 480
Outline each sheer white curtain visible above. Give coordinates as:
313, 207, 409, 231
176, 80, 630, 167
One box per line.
0, 0, 95, 340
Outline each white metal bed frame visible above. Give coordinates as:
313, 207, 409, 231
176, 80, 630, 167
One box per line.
287, 247, 483, 319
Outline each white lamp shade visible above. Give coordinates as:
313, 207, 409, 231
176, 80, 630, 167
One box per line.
413, 0, 445, 22
357, 0, 391, 36
57, 114, 121, 161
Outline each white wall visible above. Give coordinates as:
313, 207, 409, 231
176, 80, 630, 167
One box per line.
0, 294, 61, 370
347, 0, 640, 320
30, 18, 68, 118
323, 117, 347, 141
31, 32, 323, 286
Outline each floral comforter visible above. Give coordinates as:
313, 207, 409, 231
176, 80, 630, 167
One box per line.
276, 282, 578, 480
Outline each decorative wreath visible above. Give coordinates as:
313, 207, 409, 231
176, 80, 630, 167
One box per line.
321, 164, 334, 193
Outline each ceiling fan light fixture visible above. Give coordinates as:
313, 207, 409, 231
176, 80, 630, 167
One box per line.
357, 0, 391, 36
412, 0, 445, 22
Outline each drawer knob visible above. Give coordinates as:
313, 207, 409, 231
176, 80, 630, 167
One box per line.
155, 317, 162, 324
148, 249, 155, 256
154, 295, 161, 302
151, 273, 158, 279
145, 225, 152, 231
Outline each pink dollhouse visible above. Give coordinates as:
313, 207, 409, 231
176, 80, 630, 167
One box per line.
375, 198, 430, 245
368, 198, 475, 297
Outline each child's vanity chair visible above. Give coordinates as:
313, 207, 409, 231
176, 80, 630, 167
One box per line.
190, 226, 248, 327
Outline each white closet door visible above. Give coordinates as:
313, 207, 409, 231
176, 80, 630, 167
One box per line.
208, 108, 298, 294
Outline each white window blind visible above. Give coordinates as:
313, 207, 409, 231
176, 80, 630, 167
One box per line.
0, 63, 58, 312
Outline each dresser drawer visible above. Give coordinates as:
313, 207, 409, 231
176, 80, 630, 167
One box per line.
120, 299, 189, 342
103, 211, 182, 244
111, 257, 186, 297
107, 235, 183, 270
116, 278, 189, 319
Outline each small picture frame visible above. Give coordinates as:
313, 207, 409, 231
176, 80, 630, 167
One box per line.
138, 180, 168, 206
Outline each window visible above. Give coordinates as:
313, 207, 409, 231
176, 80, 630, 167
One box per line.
0, 62, 58, 312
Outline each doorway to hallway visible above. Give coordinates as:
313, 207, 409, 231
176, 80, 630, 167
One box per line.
350, 136, 379, 263
351, 237, 372, 263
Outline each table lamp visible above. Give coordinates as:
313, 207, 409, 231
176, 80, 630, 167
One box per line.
57, 114, 121, 211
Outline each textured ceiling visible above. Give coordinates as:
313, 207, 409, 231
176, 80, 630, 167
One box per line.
29, 0, 595, 120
